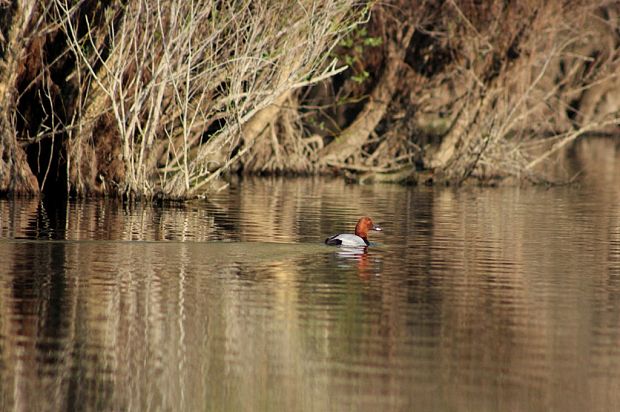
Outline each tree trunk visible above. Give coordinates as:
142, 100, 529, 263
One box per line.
319, 42, 406, 165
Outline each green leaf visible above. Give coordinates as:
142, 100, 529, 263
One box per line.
363, 37, 382, 47
340, 37, 353, 48
351, 70, 369, 83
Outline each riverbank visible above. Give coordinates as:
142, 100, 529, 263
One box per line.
1, 1, 619, 199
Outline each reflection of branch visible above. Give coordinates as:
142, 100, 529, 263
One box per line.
526, 117, 620, 171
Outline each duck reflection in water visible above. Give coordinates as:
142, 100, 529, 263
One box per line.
333, 246, 383, 278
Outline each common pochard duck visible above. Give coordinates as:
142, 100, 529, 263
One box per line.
325, 216, 382, 246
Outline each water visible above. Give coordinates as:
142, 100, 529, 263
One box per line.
1, 139, 619, 411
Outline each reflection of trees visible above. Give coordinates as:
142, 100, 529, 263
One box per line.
0, 141, 618, 410
0, 240, 116, 410
424, 139, 620, 410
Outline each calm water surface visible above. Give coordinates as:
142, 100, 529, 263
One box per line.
0, 139, 619, 411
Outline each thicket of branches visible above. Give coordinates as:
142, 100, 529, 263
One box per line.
297, 0, 620, 185
0, 0, 619, 198
1, 0, 358, 198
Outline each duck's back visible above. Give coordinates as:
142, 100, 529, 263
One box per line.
325, 233, 368, 246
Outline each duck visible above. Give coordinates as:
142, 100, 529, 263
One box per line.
325, 216, 382, 247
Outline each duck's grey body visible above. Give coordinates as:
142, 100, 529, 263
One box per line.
324, 233, 369, 246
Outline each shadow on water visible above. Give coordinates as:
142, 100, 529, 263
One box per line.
0, 138, 619, 411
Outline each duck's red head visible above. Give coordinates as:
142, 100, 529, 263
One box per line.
354, 217, 382, 240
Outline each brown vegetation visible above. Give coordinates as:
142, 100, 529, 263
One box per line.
305, 0, 620, 185
0, 0, 357, 198
0, 1, 619, 198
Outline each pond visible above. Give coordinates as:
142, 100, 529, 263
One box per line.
0, 139, 619, 411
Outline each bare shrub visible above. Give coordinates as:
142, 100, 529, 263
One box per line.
429, 1, 620, 184
51, 0, 356, 198
311, 0, 620, 185
5, 1, 618, 196
0, 0, 49, 194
